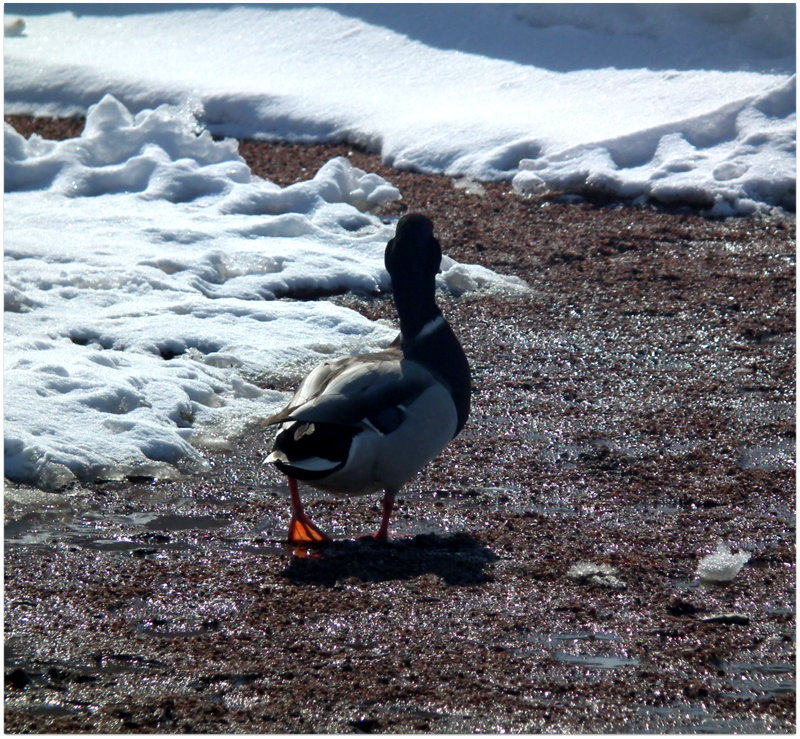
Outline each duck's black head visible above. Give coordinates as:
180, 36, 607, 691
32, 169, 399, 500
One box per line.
384, 214, 442, 285
384, 213, 443, 341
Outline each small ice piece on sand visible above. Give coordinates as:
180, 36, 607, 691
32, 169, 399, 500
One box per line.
566, 561, 626, 590
452, 177, 486, 196
4, 18, 25, 36
696, 542, 750, 583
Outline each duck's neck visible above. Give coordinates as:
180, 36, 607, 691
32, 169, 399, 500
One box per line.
393, 287, 471, 436
394, 287, 441, 343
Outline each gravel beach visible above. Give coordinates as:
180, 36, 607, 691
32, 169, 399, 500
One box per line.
4, 116, 796, 733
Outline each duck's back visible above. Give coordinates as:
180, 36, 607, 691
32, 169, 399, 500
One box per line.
266, 347, 460, 495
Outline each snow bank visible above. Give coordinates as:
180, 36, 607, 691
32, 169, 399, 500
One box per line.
5, 96, 525, 489
513, 76, 796, 216
3, 5, 795, 214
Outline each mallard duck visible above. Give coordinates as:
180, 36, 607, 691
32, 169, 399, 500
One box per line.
264, 213, 471, 543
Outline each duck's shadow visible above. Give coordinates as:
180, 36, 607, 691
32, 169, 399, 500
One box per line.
280, 532, 498, 587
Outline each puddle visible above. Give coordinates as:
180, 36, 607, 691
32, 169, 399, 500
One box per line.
637, 704, 707, 718
634, 704, 770, 734
11, 701, 86, 718
138, 513, 231, 531
718, 678, 795, 701
714, 660, 796, 701
683, 718, 770, 733
765, 606, 796, 616
136, 616, 222, 638
534, 632, 620, 644
512, 632, 640, 669
555, 653, 641, 669
83, 511, 231, 531
719, 660, 795, 675
736, 439, 795, 471
4, 650, 169, 703
5, 499, 233, 556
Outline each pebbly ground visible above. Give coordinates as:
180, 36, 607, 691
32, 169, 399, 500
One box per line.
4, 116, 796, 733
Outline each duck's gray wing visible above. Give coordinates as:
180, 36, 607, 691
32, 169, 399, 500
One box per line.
266, 352, 434, 430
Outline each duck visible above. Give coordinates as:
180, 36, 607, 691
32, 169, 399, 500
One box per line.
264, 213, 471, 544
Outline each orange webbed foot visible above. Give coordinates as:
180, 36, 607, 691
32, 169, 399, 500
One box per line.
287, 477, 330, 546
288, 515, 330, 545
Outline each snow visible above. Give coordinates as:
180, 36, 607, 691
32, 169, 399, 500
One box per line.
2, 4, 796, 489
4, 4, 795, 214
696, 542, 751, 583
4, 95, 525, 489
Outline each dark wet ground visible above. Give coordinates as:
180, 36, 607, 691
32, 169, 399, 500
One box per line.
4, 118, 797, 733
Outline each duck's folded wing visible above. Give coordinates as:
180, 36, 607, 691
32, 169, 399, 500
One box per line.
268, 357, 434, 429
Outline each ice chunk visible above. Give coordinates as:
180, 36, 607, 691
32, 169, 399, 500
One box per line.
4, 17, 25, 36
696, 542, 750, 583
566, 561, 626, 589
452, 177, 487, 196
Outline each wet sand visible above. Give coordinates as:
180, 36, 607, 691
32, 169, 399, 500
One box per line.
4, 116, 796, 733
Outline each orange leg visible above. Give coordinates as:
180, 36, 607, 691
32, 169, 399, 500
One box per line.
288, 477, 329, 544
373, 490, 396, 540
